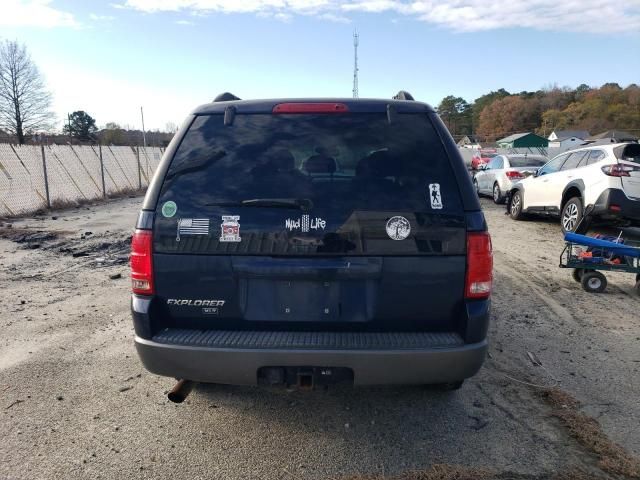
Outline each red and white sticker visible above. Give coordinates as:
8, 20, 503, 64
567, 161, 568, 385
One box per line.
220, 215, 241, 242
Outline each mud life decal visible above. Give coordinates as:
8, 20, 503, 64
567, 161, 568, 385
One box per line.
176, 218, 209, 242
385, 216, 411, 241
161, 201, 177, 218
285, 214, 326, 233
429, 183, 443, 209
220, 215, 241, 242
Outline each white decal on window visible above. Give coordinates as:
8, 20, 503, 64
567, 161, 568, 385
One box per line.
176, 218, 209, 242
285, 214, 326, 232
429, 183, 443, 209
386, 216, 411, 241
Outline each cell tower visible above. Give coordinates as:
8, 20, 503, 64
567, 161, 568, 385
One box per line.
352, 30, 359, 98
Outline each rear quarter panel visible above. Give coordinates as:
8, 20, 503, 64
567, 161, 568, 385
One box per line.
584, 162, 622, 206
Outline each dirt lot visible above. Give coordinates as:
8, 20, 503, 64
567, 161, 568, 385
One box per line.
1, 196, 639, 479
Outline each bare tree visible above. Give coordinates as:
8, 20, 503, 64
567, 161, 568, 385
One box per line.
0, 40, 54, 144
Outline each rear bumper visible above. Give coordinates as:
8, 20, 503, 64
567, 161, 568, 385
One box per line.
134, 333, 487, 386
592, 188, 640, 224
498, 177, 514, 193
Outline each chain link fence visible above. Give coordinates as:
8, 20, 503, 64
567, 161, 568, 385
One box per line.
0, 144, 164, 217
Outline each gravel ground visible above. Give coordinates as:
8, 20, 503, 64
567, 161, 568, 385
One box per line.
0, 196, 638, 479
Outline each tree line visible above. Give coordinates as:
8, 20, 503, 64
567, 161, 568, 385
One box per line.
2, 39, 638, 146
0, 40, 176, 146
438, 83, 640, 142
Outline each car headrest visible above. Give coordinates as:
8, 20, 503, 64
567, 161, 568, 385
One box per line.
355, 150, 397, 178
268, 148, 296, 172
251, 149, 297, 176
303, 154, 337, 174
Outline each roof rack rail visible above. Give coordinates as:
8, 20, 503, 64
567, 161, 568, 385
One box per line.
392, 90, 414, 101
213, 92, 241, 102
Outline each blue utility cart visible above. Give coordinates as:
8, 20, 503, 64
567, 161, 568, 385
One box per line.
560, 232, 640, 294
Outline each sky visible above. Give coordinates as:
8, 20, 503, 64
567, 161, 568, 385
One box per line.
1, 0, 639, 131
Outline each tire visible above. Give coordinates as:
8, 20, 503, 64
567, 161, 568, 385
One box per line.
493, 183, 505, 204
509, 191, 525, 220
572, 268, 584, 283
581, 271, 607, 293
561, 197, 583, 234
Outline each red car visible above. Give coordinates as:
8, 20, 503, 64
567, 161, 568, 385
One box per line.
471, 149, 497, 170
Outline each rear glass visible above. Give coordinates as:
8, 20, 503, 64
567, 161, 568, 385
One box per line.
507, 156, 547, 167
615, 143, 640, 164
154, 113, 465, 256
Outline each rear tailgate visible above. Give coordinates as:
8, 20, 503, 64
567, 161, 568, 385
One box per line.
506, 156, 547, 178
509, 166, 539, 178
151, 109, 468, 333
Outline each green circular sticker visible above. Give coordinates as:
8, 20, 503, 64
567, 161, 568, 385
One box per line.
161, 201, 177, 218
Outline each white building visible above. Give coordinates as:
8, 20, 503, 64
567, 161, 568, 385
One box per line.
548, 130, 590, 150
456, 135, 482, 149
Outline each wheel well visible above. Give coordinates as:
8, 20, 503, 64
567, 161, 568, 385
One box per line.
561, 187, 582, 209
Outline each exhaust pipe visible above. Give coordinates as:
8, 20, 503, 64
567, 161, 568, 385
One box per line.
167, 379, 195, 403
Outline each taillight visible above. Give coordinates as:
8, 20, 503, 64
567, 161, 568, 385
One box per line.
601, 164, 635, 177
130, 229, 154, 295
272, 103, 349, 114
465, 232, 493, 299
505, 170, 524, 180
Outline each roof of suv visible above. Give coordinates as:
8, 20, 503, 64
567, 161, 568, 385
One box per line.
563, 142, 633, 155
191, 98, 435, 115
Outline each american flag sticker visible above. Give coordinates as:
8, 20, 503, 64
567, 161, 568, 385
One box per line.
176, 218, 209, 242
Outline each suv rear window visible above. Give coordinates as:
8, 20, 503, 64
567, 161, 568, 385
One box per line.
508, 156, 547, 167
615, 143, 640, 164
154, 112, 465, 256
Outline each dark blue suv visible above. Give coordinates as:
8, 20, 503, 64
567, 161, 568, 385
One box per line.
130, 92, 492, 395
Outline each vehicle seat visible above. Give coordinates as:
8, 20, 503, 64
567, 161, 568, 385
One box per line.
355, 150, 399, 182
251, 148, 309, 196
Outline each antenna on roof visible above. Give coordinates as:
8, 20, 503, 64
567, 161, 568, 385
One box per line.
352, 30, 359, 99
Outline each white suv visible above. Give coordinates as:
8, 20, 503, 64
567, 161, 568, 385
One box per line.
507, 143, 640, 233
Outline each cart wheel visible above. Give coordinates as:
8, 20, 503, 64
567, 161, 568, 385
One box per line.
572, 268, 584, 283
581, 271, 607, 293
